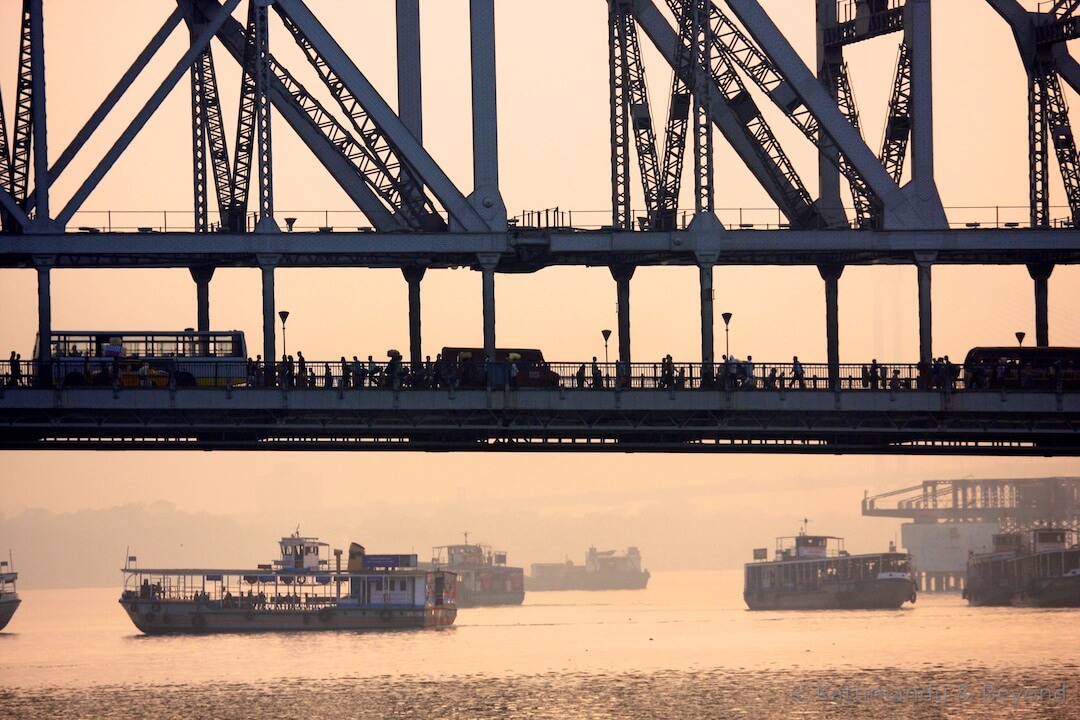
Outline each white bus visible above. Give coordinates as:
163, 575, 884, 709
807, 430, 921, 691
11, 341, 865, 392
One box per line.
35, 330, 247, 388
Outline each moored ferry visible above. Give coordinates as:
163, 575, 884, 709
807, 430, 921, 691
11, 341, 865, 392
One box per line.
964, 528, 1080, 607
428, 539, 525, 607
0, 555, 20, 631
744, 532, 917, 610
120, 533, 457, 634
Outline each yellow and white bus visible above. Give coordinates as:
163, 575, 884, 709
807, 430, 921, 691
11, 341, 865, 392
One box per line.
35, 330, 248, 388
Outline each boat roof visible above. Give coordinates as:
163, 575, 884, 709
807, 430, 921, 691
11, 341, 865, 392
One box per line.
747, 551, 910, 566
122, 566, 433, 576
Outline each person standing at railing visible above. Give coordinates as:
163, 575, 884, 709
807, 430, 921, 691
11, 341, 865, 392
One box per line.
591, 357, 604, 389
9, 352, 21, 387
297, 351, 307, 388
790, 356, 805, 389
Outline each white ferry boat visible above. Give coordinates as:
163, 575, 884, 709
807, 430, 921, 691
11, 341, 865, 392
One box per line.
120, 533, 457, 634
0, 556, 19, 631
744, 531, 917, 610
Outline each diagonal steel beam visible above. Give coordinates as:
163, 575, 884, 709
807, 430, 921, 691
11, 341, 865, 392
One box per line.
190, 0, 407, 232
57, 0, 242, 227
273, 0, 489, 232
634, 0, 825, 228
724, 0, 936, 229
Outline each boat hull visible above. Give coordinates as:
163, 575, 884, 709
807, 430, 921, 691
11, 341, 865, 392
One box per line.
0, 598, 20, 631
456, 588, 525, 607
743, 578, 916, 610
120, 598, 456, 634
1014, 576, 1080, 607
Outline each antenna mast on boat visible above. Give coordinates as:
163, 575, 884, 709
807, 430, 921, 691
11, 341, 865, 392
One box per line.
801, 518, 810, 536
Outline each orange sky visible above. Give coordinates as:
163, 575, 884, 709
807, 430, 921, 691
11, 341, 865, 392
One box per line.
1, 1, 1078, 580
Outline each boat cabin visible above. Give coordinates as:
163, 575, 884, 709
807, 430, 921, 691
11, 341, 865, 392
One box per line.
1032, 529, 1070, 553
275, 534, 330, 572
774, 535, 845, 561
0, 560, 16, 600
432, 544, 506, 568
991, 533, 1023, 554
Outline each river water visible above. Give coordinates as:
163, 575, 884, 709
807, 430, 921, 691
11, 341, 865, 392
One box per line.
1, 571, 1077, 719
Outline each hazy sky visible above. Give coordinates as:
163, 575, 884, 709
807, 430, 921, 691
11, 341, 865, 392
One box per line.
1, 1, 1078, 588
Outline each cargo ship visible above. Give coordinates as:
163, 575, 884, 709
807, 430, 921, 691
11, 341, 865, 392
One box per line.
0, 555, 19, 631
743, 532, 917, 610
963, 528, 1080, 607
527, 546, 649, 591
119, 532, 457, 634
428, 540, 524, 607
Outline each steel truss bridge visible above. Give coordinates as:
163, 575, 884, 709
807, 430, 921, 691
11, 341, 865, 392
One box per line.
1, 0, 1080, 454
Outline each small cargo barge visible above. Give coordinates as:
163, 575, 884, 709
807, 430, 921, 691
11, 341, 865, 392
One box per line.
528, 546, 649, 591
964, 528, 1080, 607
120, 533, 457, 634
744, 532, 916, 610
428, 540, 524, 607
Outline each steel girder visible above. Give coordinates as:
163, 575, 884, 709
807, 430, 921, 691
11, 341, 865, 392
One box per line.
609, 1, 664, 230
0, 387, 1078, 455
635, 0, 823, 229
881, 42, 912, 185
271, 0, 487, 232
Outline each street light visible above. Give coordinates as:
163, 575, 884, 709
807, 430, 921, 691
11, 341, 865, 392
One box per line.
279, 310, 290, 358
601, 328, 612, 365
721, 312, 733, 358
1015, 331, 1026, 347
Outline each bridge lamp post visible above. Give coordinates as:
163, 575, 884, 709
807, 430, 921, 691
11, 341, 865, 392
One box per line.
722, 312, 733, 358
1015, 331, 1025, 347
601, 328, 612, 365
279, 310, 290, 358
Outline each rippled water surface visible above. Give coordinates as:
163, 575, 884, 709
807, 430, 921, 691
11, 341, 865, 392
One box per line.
1, 572, 1077, 719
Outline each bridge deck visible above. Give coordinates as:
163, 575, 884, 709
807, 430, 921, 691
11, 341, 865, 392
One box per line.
1, 386, 1076, 455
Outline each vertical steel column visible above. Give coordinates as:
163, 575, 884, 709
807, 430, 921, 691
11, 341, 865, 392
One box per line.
402, 266, 426, 370
190, 266, 215, 332
906, 0, 939, 211
611, 264, 635, 365
469, 0, 506, 227
1027, 263, 1054, 347
28, 0, 49, 225
915, 252, 935, 369
815, 0, 843, 222
34, 258, 51, 385
253, 0, 278, 231
608, 0, 630, 230
478, 254, 499, 361
260, 259, 277, 385
396, 0, 423, 141
697, 253, 717, 374
818, 264, 844, 390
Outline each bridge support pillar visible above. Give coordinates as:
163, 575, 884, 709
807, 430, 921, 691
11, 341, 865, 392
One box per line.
259, 258, 279, 386
818, 264, 844, 390
611, 264, 636, 365
189, 266, 215, 333
915, 253, 935, 372
697, 253, 718, 382
402, 266, 426, 369
1027, 263, 1053, 347
34, 258, 52, 386
478, 254, 499, 361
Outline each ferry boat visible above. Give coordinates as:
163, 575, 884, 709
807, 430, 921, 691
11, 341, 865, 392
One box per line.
964, 528, 1080, 607
0, 556, 19, 631
527, 546, 650, 591
428, 539, 524, 607
743, 532, 917, 610
119, 533, 457, 634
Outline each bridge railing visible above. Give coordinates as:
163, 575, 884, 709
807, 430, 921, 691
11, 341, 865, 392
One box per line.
5, 356, 1070, 393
